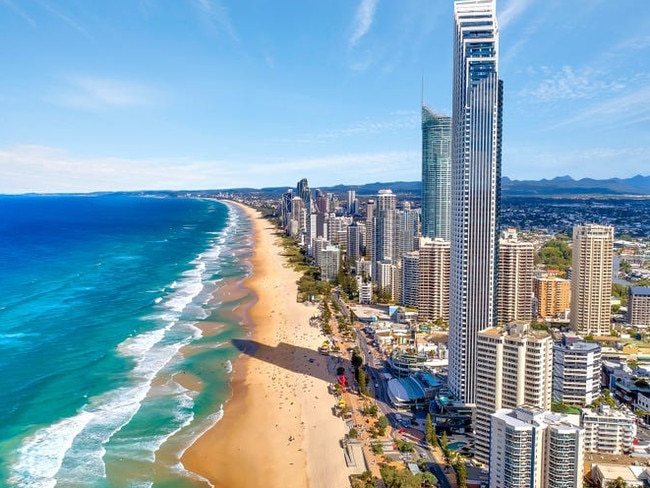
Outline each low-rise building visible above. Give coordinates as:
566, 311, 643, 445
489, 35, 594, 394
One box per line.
581, 405, 636, 455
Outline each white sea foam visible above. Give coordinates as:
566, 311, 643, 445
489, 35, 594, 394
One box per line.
9, 205, 244, 486
9, 411, 93, 487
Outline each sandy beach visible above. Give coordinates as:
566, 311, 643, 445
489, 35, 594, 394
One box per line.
181, 203, 351, 488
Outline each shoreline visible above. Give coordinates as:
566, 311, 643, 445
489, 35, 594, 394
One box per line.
181, 202, 351, 487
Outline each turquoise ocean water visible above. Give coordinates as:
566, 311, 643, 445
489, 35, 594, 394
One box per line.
0, 195, 252, 487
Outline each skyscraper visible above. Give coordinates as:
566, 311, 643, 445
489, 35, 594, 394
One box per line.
421, 107, 451, 240
570, 224, 614, 336
449, 0, 503, 404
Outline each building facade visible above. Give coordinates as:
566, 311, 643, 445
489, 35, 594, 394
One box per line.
534, 276, 571, 319
421, 107, 451, 240
581, 405, 636, 455
475, 323, 553, 463
401, 252, 419, 307
490, 406, 584, 488
498, 229, 534, 324
417, 237, 450, 322
570, 224, 614, 336
553, 335, 602, 405
449, 0, 503, 404
628, 286, 650, 327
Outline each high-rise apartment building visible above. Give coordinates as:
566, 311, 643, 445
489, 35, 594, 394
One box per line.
490, 406, 584, 488
553, 335, 601, 405
401, 252, 419, 307
421, 107, 451, 240
498, 229, 534, 324
628, 286, 650, 327
449, 0, 503, 404
475, 323, 553, 463
570, 224, 614, 336
534, 276, 571, 319
417, 237, 450, 322
372, 190, 398, 279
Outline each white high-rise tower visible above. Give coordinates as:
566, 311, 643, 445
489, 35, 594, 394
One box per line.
448, 0, 503, 404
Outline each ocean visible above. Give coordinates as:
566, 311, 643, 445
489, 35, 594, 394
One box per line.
0, 195, 253, 487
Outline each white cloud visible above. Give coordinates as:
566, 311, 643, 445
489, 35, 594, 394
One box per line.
0, 0, 36, 26
0, 145, 420, 194
349, 0, 379, 48
191, 0, 238, 41
50, 76, 159, 110
554, 85, 650, 129
37, 1, 89, 37
498, 0, 535, 30
520, 65, 625, 102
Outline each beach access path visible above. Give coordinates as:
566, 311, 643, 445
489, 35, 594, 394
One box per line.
181, 203, 352, 488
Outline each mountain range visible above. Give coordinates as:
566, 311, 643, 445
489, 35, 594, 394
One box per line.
249, 175, 650, 198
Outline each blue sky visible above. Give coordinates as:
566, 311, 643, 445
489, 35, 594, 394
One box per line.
1, 0, 649, 193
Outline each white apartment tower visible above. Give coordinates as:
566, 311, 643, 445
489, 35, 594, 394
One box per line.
475, 323, 553, 463
401, 252, 419, 307
553, 335, 602, 405
490, 406, 584, 488
417, 237, 450, 322
449, 0, 503, 404
498, 229, 534, 324
570, 224, 614, 336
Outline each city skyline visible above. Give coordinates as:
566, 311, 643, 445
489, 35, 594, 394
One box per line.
1, 0, 649, 194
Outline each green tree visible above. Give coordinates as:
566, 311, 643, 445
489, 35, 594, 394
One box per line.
349, 427, 359, 439
441, 431, 448, 451
377, 415, 389, 435
418, 471, 437, 487
358, 368, 368, 396
425, 414, 438, 448
454, 458, 468, 488
537, 238, 572, 273
351, 351, 364, 370
350, 471, 378, 488
606, 477, 628, 488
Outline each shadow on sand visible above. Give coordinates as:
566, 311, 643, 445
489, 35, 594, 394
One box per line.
232, 338, 355, 385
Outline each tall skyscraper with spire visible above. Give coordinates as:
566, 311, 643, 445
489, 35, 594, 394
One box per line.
448, 0, 503, 404
421, 107, 452, 240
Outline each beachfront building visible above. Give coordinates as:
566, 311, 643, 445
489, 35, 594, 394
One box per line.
417, 237, 450, 322
475, 323, 553, 464
421, 107, 451, 240
356, 276, 373, 304
386, 372, 444, 410
553, 335, 602, 405
570, 224, 614, 336
387, 347, 448, 378
628, 286, 650, 327
489, 406, 584, 488
534, 276, 571, 319
313, 238, 339, 282
582, 405, 636, 455
497, 229, 534, 324
449, 0, 503, 405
